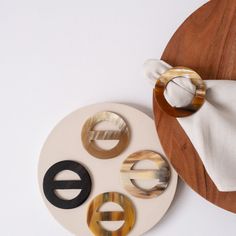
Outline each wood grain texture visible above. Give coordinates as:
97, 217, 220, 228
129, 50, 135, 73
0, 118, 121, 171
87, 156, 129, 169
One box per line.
153, 0, 236, 213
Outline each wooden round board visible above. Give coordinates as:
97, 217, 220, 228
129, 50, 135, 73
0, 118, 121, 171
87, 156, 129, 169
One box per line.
153, 0, 236, 213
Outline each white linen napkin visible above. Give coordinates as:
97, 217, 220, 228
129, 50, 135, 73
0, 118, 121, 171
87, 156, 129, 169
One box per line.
144, 59, 236, 192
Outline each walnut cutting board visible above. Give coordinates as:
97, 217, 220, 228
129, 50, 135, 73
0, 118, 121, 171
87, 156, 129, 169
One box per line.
153, 0, 236, 213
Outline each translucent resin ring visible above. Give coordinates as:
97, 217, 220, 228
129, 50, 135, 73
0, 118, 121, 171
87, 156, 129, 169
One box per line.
154, 67, 206, 117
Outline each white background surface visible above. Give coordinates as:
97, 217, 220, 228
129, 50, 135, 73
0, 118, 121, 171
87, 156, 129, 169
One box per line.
1, 0, 236, 236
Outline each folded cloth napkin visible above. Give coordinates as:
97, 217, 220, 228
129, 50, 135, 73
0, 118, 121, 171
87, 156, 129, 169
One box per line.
144, 59, 236, 192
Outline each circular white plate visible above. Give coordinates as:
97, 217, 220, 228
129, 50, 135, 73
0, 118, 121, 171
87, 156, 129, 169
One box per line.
38, 103, 178, 236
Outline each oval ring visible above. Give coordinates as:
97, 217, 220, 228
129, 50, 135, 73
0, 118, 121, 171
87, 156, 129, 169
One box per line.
154, 67, 206, 117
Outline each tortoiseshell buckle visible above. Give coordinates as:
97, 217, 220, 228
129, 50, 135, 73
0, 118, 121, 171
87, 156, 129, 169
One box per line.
154, 67, 206, 117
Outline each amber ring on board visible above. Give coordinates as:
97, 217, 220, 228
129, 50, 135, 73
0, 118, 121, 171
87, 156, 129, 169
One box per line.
154, 67, 206, 117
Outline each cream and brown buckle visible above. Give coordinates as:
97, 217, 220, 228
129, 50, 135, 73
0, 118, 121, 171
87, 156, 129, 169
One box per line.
154, 67, 206, 117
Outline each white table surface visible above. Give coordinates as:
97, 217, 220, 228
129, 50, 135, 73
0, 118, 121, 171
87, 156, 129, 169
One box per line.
1, 0, 236, 235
